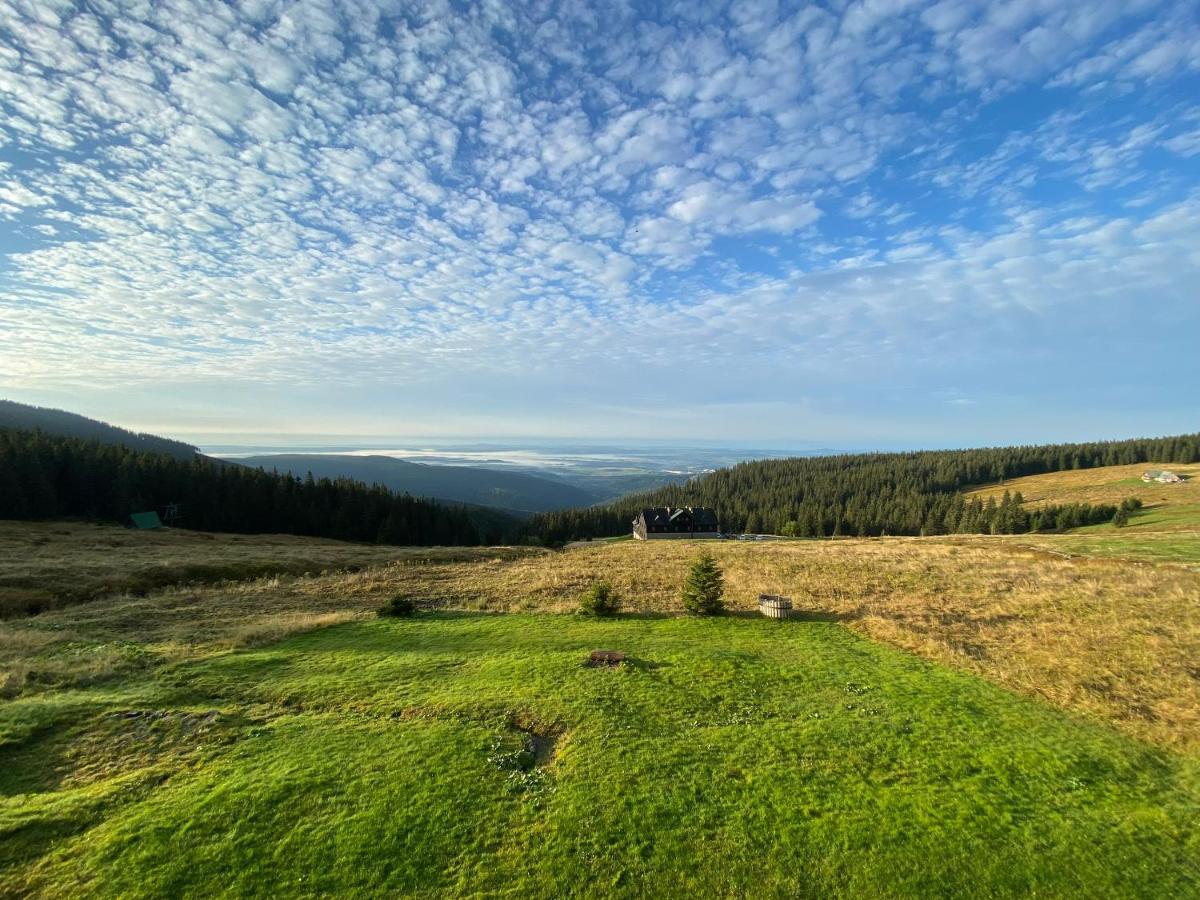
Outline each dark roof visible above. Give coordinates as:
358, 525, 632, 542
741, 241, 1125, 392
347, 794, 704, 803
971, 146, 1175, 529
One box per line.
636, 507, 719, 530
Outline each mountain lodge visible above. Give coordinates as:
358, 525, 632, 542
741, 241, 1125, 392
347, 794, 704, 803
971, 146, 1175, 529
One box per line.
632, 506, 720, 540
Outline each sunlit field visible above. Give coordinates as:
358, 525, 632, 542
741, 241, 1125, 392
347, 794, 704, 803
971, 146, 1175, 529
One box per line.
2, 520, 1198, 896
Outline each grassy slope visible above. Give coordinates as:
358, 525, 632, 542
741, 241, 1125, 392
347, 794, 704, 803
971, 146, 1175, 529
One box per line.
4, 614, 1199, 897
0, 520, 539, 617
3, 533, 1198, 752
963, 462, 1200, 567
3, 521, 1200, 895
965, 462, 1200, 536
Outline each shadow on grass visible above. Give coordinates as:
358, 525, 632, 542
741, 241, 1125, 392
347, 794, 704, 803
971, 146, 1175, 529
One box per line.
618, 656, 671, 672
723, 608, 849, 623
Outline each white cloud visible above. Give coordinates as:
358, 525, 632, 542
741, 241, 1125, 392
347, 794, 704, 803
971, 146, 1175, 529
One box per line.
1164, 129, 1200, 157
0, 0, 1195, 438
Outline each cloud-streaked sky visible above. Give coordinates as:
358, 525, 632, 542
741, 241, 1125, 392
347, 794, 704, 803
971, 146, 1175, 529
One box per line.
1, 0, 1197, 445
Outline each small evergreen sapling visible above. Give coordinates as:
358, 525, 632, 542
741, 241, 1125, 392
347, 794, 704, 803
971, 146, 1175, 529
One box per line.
681, 552, 724, 615
578, 580, 620, 617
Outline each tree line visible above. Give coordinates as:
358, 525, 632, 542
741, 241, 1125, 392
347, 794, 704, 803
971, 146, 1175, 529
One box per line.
0, 428, 515, 546
527, 433, 1200, 542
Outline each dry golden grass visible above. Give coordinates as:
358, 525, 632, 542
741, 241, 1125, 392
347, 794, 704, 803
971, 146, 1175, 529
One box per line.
0, 519, 528, 616
2, 523, 1197, 754
0, 541, 549, 696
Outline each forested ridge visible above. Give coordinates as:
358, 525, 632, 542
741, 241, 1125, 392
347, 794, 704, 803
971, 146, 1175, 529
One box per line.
0, 399, 200, 460
0, 428, 514, 546
529, 433, 1200, 542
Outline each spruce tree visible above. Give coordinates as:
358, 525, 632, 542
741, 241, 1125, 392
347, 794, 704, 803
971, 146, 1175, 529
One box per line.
681, 552, 724, 616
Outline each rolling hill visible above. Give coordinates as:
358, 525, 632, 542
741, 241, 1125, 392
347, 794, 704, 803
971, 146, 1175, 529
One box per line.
0, 429, 513, 550
233, 454, 599, 514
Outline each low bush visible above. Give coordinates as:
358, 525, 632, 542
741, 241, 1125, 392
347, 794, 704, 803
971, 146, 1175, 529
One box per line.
578, 581, 620, 617
378, 595, 416, 617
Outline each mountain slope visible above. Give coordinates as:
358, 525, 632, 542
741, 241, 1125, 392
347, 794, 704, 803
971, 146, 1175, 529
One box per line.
0, 428, 509, 551
0, 399, 198, 459
964, 462, 1200, 532
530, 433, 1200, 540
235, 454, 598, 513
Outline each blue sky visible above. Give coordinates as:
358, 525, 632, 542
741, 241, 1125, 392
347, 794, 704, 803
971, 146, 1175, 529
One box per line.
0, 0, 1197, 446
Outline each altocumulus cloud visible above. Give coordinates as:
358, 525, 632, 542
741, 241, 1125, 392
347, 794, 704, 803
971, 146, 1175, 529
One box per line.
0, 0, 1197, 440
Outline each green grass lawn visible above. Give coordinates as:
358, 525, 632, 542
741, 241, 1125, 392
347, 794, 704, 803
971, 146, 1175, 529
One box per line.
1072, 502, 1200, 534
1049, 504, 1200, 565
1029, 531, 1200, 566
3, 613, 1199, 897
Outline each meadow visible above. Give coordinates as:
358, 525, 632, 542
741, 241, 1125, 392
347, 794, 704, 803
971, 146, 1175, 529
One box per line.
2, 513, 1198, 896
5, 613, 1199, 897
965, 462, 1200, 533
0, 521, 539, 618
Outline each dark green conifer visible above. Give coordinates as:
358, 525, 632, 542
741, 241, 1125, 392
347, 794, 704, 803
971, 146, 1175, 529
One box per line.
681, 552, 724, 616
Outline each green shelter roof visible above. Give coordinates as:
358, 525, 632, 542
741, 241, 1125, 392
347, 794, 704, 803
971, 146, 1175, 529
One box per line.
130, 511, 163, 530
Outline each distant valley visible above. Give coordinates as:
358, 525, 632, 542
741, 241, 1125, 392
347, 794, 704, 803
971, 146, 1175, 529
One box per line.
0, 398, 815, 516
230, 453, 609, 514
216, 442, 811, 513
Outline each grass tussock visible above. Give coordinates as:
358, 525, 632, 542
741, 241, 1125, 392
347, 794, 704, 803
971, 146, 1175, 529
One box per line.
226, 611, 365, 649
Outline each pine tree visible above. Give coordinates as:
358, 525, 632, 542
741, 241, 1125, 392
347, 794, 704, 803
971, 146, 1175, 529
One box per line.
681, 552, 724, 616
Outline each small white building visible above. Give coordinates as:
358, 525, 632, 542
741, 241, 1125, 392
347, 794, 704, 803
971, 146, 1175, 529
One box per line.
1142, 470, 1184, 484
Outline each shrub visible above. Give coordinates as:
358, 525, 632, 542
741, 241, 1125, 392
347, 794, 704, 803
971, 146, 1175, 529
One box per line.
681, 552, 724, 615
378, 595, 416, 617
579, 580, 620, 617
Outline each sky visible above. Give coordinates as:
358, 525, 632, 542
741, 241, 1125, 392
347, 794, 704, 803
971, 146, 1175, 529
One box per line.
0, 0, 1198, 447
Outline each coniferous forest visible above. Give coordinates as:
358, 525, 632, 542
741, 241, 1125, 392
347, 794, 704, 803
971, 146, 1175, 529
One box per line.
528, 433, 1200, 543
0, 428, 513, 546
0, 399, 200, 459
5, 427, 1198, 547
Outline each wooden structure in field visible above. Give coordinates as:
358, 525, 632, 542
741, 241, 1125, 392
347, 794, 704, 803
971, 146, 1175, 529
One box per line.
758, 595, 793, 619
587, 650, 625, 667
632, 507, 720, 540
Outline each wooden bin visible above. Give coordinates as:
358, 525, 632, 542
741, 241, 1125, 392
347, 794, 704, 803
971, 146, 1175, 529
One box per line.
758, 594, 793, 619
